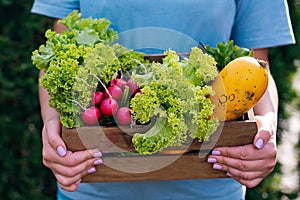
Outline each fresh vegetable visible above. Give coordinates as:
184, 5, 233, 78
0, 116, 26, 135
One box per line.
205, 40, 253, 71
82, 106, 102, 125
116, 107, 132, 125
32, 11, 259, 155
112, 78, 127, 90
31, 10, 145, 128
91, 91, 104, 105
130, 48, 219, 154
105, 85, 123, 100
69, 99, 102, 125
210, 56, 269, 121
127, 78, 140, 96
100, 98, 119, 116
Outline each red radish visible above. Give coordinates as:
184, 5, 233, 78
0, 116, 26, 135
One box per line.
127, 79, 139, 96
100, 98, 119, 116
91, 73, 123, 100
70, 99, 102, 125
116, 107, 132, 126
112, 78, 127, 90
91, 91, 104, 105
82, 106, 102, 125
105, 85, 123, 100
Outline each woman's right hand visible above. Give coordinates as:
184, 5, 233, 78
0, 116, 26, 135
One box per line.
42, 115, 103, 191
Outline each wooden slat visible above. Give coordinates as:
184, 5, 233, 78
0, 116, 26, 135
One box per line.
83, 153, 228, 182
61, 120, 257, 182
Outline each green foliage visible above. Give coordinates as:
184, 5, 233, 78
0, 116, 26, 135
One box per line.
32, 12, 146, 128
205, 40, 253, 71
131, 48, 219, 154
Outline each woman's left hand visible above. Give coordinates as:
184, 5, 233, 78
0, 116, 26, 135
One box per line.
207, 115, 277, 188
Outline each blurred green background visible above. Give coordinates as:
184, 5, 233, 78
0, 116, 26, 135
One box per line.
0, 0, 299, 199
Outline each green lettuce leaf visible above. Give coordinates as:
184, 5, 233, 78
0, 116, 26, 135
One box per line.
130, 48, 219, 154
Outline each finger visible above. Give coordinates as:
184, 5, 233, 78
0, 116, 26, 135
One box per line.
253, 115, 275, 149
59, 182, 80, 192
57, 175, 82, 192
226, 168, 263, 181
51, 157, 103, 190
210, 160, 268, 179
43, 118, 67, 157
226, 165, 272, 183
212, 144, 265, 161
208, 155, 268, 172
50, 156, 103, 177
232, 176, 264, 188
64, 150, 103, 167
44, 147, 102, 169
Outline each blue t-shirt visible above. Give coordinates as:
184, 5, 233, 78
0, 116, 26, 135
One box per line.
31, 1, 295, 200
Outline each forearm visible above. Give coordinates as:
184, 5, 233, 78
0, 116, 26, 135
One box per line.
253, 75, 278, 128
38, 70, 60, 123
38, 19, 67, 123
252, 48, 278, 130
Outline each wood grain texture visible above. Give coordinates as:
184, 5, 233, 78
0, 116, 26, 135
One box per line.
61, 120, 257, 182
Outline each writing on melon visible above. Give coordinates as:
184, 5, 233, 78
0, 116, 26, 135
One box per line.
210, 56, 269, 121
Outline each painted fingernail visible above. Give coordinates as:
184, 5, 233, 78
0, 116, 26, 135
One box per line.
255, 138, 264, 149
211, 150, 221, 156
87, 167, 96, 174
93, 159, 103, 165
213, 164, 222, 170
226, 172, 233, 177
75, 179, 81, 185
56, 146, 67, 157
207, 158, 217, 163
93, 152, 102, 158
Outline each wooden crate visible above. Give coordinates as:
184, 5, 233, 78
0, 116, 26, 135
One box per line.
62, 120, 257, 182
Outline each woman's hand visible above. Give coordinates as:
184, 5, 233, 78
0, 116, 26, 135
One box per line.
207, 115, 277, 188
42, 115, 103, 191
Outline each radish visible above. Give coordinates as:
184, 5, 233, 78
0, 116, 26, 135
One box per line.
127, 78, 140, 96
112, 78, 127, 90
116, 107, 132, 126
90, 73, 123, 101
82, 106, 102, 125
69, 99, 102, 125
91, 91, 104, 105
105, 85, 123, 100
100, 98, 119, 116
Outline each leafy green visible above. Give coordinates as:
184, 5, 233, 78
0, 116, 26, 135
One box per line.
31, 11, 145, 128
205, 40, 253, 70
32, 11, 219, 153
130, 48, 219, 154
31, 10, 118, 72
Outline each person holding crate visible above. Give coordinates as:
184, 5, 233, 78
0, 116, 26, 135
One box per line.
31, 0, 295, 199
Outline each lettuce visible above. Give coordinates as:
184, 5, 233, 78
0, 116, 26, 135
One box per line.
32, 11, 220, 154
130, 48, 219, 154
31, 10, 145, 128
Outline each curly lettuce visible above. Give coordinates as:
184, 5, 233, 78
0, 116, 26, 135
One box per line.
31, 11, 145, 128
130, 48, 219, 154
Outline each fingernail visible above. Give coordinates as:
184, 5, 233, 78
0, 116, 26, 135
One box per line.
255, 139, 264, 149
213, 164, 222, 170
211, 150, 221, 156
207, 158, 217, 163
75, 179, 81, 185
93, 152, 102, 158
87, 167, 96, 174
56, 146, 67, 157
93, 159, 103, 165
226, 172, 233, 177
